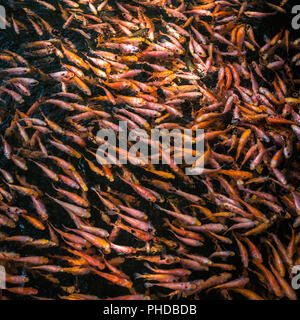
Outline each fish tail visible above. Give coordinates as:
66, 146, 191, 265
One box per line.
134, 273, 142, 279
144, 282, 153, 288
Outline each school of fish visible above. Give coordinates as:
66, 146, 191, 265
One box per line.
0, 0, 300, 300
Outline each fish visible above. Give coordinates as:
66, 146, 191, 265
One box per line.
0, 0, 298, 301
